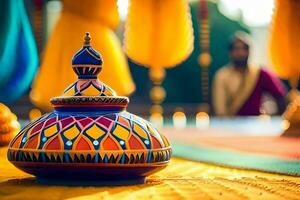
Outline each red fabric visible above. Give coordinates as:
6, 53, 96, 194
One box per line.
237, 68, 286, 116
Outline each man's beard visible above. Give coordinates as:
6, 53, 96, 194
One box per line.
232, 58, 248, 68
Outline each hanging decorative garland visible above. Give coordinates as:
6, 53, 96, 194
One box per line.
34, 0, 43, 54
197, 0, 211, 112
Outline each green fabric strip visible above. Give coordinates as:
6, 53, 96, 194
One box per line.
172, 141, 300, 176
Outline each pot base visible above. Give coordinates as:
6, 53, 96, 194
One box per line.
11, 161, 167, 186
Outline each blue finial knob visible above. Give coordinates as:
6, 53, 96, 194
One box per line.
72, 32, 103, 79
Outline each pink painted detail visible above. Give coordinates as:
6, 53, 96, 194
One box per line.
92, 79, 103, 88
79, 81, 92, 91
77, 80, 86, 89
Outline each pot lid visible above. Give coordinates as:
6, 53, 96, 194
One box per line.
50, 33, 129, 110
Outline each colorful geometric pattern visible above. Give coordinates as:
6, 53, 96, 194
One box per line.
50, 96, 129, 108
63, 79, 116, 97
8, 112, 171, 164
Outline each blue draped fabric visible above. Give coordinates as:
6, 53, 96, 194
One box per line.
0, 0, 38, 103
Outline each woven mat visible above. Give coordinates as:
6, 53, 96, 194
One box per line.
1, 147, 300, 200
163, 128, 300, 176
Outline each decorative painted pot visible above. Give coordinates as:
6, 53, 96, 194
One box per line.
7, 33, 171, 185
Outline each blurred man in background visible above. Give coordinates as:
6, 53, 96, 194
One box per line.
212, 32, 286, 116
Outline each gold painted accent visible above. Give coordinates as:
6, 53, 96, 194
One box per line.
83, 32, 91, 46
81, 84, 101, 96
64, 87, 76, 96
86, 124, 105, 139
113, 124, 130, 140
103, 88, 113, 96
86, 49, 102, 61
63, 125, 80, 140
72, 64, 101, 68
44, 124, 58, 137
133, 124, 148, 139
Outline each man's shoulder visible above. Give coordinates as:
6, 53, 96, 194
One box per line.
215, 65, 233, 78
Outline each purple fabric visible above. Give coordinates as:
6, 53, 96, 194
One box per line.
237, 68, 286, 116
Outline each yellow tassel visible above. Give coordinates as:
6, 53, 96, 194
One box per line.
269, 0, 300, 79
30, 0, 135, 111
124, 0, 194, 68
